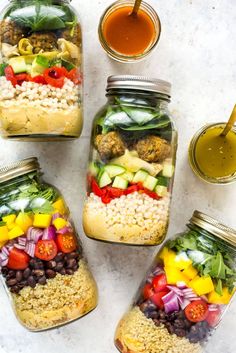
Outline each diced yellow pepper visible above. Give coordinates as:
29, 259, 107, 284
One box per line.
174, 253, 192, 270
0, 226, 9, 242
182, 265, 198, 280
159, 247, 169, 261
189, 275, 214, 296
15, 212, 33, 233
0, 240, 7, 249
164, 266, 189, 285
162, 249, 177, 267
2, 214, 16, 225
162, 248, 191, 270
7, 222, 17, 230
33, 214, 52, 228
8, 225, 24, 239
52, 198, 68, 215
53, 217, 67, 230
208, 287, 234, 305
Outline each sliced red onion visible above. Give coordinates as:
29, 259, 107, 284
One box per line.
14, 243, 26, 250
57, 226, 72, 234
43, 225, 56, 240
1, 246, 9, 257
163, 292, 180, 313
177, 281, 188, 289
52, 212, 62, 221
1, 258, 8, 267
178, 296, 191, 310
25, 242, 35, 257
27, 227, 43, 243
208, 304, 220, 312
18, 237, 27, 246
152, 266, 164, 276
167, 285, 183, 297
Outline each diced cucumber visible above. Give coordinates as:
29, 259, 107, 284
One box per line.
62, 59, 75, 71
133, 170, 149, 183
155, 185, 168, 197
31, 57, 47, 76
89, 162, 100, 177
112, 176, 128, 190
121, 171, 134, 183
26, 64, 32, 74
156, 176, 169, 187
36, 55, 50, 68
0, 63, 7, 76
104, 164, 126, 178
143, 175, 158, 191
162, 163, 175, 178
8, 57, 27, 73
98, 171, 112, 188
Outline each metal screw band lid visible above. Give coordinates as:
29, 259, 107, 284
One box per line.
190, 210, 236, 247
0, 157, 40, 184
106, 75, 171, 97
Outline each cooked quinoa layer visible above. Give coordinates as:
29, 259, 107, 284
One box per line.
115, 307, 202, 353
12, 260, 98, 331
83, 192, 170, 245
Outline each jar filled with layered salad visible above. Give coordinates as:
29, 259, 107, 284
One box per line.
83, 75, 177, 245
0, 158, 98, 331
115, 211, 236, 353
0, 0, 83, 139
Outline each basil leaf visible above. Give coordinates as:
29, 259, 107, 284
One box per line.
210, 252, 226, 279
32, 200, 54, 214
215, 279, 223, 295
120, 120, 170, 131
120, 105, 160, 125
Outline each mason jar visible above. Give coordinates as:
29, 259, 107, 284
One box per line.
83, 75, 178, 245
0, 158, 98, 331
115, 211, 236, 353
0, 0, 83, 140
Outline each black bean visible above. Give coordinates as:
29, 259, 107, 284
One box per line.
54, 262, 64, 272
18, 281, 27, 289
34, 262, 44, 270
165, 322, 175, 335
6, 278, 17, 287
46, 269, 56, 278
7, 270, 16, 279
1, 267, 9, 276
146, 311, 159, 319
159, 311, 166, 320
27, 276, 36, 288
29, 258, 37, 267
153, 319, 161, 327
23, 268, 31, 279
47, 260, 57, 269
174, 319, 186, 329
16, 271, 23, 282
66, 258, 76, 268
174, 328, 186, 337
66, 269, 74, 275
32, 269, 45, 277
38, 276, 47, 285
139, 302, 150, 313
59, 268, 66, 275
10, 285, 20, 294
67, 252, 79, 259
72, 265, 78, 272
54, 253, 64, 262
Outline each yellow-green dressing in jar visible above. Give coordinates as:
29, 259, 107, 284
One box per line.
195, 125, 236, 178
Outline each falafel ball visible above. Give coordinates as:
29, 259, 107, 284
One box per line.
0, 20, 25, 46
95, 131, 126, 161
27, 32, 58, 53
135, 135, 171, 162
59, 24, 82, 45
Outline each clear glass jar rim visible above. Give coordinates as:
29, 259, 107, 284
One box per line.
0, 157, 40, 184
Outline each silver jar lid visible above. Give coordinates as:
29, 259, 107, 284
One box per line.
190, 210, 236, 247
0, 157, 40, 184
106, 75, 171, 97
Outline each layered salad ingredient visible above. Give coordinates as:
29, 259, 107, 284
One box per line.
83, 97, 177, 245
0, 1, 83, 138
115, 227, 236, 352
0, 173, 97, 330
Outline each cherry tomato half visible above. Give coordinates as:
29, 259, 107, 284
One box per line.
152, 274, 167, 292
57, 233, 77, 253
206, 308, 221, 327
44, 67, 65, 88
7, 248, 30, 270
143, 283, 155, 299
151, 290, 169, 309
35, 240, 58, 261
185, 300, 209, 323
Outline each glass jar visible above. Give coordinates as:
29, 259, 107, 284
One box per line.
0, 158, 98, 331
189, 122, 236, 184
115, 211, 236, 353
0, 0, 83, 140
98, 0, 161, 63
83, 75, 178, 245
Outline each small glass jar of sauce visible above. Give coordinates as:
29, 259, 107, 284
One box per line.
98, 0, 161, 62
189, 122, 236, 184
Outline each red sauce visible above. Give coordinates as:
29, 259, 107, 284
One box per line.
103, 6, 157, 56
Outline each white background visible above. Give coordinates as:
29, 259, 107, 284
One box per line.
0, 1, 236, 352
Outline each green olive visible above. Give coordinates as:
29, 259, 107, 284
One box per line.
18, 38, 33, 55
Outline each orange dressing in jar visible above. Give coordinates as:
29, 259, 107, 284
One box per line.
102, 5, 159, 56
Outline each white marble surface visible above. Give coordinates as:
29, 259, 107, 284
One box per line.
0, 0, 236, 352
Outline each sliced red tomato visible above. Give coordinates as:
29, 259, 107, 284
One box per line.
35, 240, 57, 261
143, 283, 155, 299
206, 308, 221, 327
151, 290, 169, 309
152, 274, 167, 292
31, 75, 47, 85
44, 67, 65, 88
101, 194, 112, 204
143, 189, 160, 200
5, 65, 17, 86
7, 248, 30, 270
57, 233, 77, 253
67, 68, 82, 85
91, 178, 105, 197
15, 73, 28, 85
185, 300, 209, 323
123, 185, 139, 195
106, 186, 124, 198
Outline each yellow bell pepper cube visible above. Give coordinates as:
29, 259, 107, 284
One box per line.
208, 287, 234, 305
53, 217, 67, 230
161, 247, 191, 270
33, 214, 52, 228
52, 198, 68, 215
162, 249, 177, 267
159, 247, 169, 261
15, 212, 33, 233
0, 240, 7, 249
189, 275, 214, 296
2, 214, 16, 226
174, 252, 192, 270
0, 226, 9, 242
182, 265, 198, 280
164, 266, 189, 285
8, 225, 24, 239
8, 222, 17, 230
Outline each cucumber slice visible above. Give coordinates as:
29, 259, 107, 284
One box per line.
155, 185, 168, 197
143, 175, 158, 191
104, 164, 126, 178
89, 162, 100, 177
8, 57, 27, 74
162, 163, 175, 178
98, 171, 112, 188
121, 171, 134, 183
62, 59, 75, 71
156, 176, 169, 187
133, 170, 149, 183
112, 176, 128, 190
